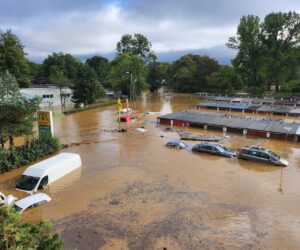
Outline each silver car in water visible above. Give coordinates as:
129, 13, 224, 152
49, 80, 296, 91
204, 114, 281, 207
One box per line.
238, 146, 288, 166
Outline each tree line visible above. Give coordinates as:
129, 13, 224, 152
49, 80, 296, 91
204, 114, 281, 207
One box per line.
0, 11, 299, 102
227, 11, 300, 96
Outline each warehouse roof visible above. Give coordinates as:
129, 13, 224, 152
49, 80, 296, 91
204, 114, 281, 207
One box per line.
197, 102, 251, 110
158, 110, 300, 135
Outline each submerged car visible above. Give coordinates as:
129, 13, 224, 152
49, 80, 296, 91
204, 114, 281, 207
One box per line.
192, 143, 237, 158
238, 146, 289, 166
12, 193, 51, 214
165, 140, 192, 150
16, 153, 81, 193
0, 192, 17, 206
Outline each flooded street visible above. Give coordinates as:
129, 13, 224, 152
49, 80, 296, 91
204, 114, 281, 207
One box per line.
1, 92, 300, 249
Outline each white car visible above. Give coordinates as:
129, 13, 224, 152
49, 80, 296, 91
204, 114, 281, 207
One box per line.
0, 192, 17, 206
12, 193, 51, 214
120, 108, 132, 114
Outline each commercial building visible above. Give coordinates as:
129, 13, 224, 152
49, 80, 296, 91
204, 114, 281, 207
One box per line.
157, 110, 300, 141
20, 85, 74, 110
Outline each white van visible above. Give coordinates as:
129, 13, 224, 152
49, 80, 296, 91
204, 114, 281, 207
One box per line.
16, 153, 81, 192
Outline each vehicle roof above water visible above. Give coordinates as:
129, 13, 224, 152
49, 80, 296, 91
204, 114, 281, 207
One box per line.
242, 146, 267, 151
14, 193, 51, 209
241, 146, 277, 153
167, 140, 184, 144
195, 143, 224, 147
23, 153, 81, 177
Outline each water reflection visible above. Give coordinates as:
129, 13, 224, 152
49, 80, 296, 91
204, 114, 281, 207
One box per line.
160, 96, 172, 115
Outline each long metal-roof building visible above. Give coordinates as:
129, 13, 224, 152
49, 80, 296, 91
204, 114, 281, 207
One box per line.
157, 110, 300, 141
196, 102, 300, 117
201, 95, 300, 106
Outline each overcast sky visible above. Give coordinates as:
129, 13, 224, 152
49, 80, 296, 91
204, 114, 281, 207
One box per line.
0, 0, 299, 63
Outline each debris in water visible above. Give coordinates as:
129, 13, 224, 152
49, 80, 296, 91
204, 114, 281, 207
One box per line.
103, 128, 127, 133
159, 127, 181, 133
136, 127, 147, 133
179, 132, 223, 142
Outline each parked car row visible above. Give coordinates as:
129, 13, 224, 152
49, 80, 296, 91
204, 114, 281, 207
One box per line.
166, 141, 289, 167
1, 152, 82, 214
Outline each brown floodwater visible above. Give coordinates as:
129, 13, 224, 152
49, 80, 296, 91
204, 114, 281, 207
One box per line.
1, 90, 300, 249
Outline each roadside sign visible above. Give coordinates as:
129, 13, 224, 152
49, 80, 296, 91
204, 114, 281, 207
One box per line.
37, 111, 54, 136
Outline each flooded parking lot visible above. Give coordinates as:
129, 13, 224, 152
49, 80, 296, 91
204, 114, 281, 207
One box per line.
1, 92, 300, 249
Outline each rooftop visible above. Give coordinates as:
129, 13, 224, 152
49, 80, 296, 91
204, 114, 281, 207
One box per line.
158, 110, 300, 135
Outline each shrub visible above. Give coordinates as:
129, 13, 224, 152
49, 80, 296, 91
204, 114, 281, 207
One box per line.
0, 206, 63, 249
0, 135, 60, 173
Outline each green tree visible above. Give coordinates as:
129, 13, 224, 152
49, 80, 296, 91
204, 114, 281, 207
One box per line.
37, 52, 81, 84
49, 65, 70, 111
116, 34, 156, 63
0, 30, 31, 87
0, 206, 63, 249
227, 15, 265, 92
0, 71, 40, 147
282, 79, 300, 92
72, 64, 104, 106
94, 82, 105, 98
86, 56, 110, 86
194, 55, 220, 90
27, 60, 41, 85
207, 65, 242, 95
109, 53, 148, 96
170, 54, 219, 93
147, 62, 161, 92
147, 62, 171, 92
159, 62, 171, 84
261, 11, 300, 91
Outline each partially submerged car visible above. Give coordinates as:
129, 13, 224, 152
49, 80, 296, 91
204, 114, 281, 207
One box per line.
12, 193, 51, 214
166, 140, 192, 150
0, 192, 17, 206
120, 108, 132, 115
238, 146, 289, 166
192, 143, 237, 158
16, 153, 82, 193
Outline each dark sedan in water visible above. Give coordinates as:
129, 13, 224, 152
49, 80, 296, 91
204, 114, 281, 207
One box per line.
192, 143, 237, 158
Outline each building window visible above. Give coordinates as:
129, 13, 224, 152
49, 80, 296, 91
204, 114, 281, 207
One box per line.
42, 94, 54, 98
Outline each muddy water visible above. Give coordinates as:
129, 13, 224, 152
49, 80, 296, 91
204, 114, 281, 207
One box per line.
1, 91, 300, 249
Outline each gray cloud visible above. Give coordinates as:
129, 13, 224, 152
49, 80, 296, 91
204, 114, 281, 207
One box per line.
0, 0, 103, 21
0, 0, 299, 62
122, 0, 300, 29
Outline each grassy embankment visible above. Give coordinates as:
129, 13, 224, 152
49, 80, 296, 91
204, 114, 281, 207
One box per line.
64, 99, 119, 115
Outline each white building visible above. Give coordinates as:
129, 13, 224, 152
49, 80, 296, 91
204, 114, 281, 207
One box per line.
20, 85, 74, 111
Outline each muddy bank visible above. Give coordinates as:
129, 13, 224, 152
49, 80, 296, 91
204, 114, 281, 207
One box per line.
54, 178, 300, 250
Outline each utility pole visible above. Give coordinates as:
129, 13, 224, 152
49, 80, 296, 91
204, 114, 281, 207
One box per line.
129, 73, 136, 110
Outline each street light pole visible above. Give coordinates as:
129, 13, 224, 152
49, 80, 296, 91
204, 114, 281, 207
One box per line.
126, 71, 136, 110
130, 72, 133, 102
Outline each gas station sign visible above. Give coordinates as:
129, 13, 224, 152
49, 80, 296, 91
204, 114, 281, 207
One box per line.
37, 111, 54, 136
